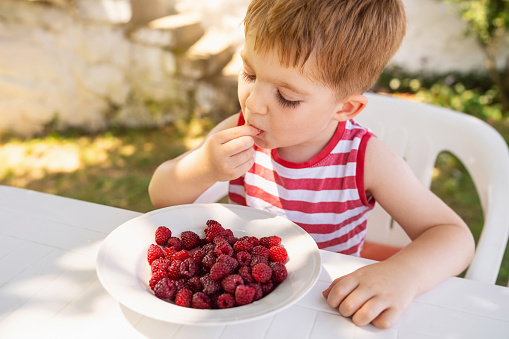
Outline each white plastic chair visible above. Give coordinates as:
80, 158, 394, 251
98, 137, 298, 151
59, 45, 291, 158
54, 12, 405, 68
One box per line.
194, 92, 509, 285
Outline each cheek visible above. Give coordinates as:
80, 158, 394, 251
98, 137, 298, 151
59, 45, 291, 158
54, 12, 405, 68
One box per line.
237, 82, 249, 106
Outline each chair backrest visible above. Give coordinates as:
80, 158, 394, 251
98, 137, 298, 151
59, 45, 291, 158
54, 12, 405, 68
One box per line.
194, 92, 509, 284
357, 93, 509, 284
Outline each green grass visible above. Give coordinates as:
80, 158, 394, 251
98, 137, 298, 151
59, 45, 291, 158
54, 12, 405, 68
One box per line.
1, 100, 508, 286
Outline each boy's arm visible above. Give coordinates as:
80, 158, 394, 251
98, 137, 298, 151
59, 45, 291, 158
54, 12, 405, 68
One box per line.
149, 113, 259, 208
323, 136, 475, 329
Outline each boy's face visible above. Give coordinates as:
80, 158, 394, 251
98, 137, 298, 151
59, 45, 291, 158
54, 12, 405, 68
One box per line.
238, 34, 346, 161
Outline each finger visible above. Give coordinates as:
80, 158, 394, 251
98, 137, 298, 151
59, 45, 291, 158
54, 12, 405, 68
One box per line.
322, 277, 343, 297
230, 145, 255, 165
324, 275, 359, 309
338, 287, 374, 318
371, 307, 401, 329
222, 135, 255, 157
216, 125, 260, 144
350, 296, 388, 327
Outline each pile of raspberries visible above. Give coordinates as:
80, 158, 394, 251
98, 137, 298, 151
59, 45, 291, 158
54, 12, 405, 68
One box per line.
147, 220, 288, 309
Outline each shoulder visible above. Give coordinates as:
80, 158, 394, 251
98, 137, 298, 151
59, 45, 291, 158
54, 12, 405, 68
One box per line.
363, 136, 410, 194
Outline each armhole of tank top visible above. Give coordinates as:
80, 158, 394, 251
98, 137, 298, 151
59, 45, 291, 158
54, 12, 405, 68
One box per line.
356, 133, 375, 207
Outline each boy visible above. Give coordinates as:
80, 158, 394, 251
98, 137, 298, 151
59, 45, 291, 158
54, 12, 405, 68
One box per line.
149, 0, 475, 329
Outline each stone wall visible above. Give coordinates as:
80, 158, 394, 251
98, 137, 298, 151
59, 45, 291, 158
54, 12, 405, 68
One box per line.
0, 0, 240, 136
1, 0, 508, 137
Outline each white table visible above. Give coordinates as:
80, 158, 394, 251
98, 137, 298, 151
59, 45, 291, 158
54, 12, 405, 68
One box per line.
0, 185, 508, 339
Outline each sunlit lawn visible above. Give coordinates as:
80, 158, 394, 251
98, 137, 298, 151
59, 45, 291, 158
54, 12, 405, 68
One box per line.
0, 110, 508, 286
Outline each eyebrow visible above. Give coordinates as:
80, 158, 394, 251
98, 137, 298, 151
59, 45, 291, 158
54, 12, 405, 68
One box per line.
240, 52, 311, 97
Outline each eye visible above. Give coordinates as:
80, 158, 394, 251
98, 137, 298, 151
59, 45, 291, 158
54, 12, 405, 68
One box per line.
241, 71, 256, 82
276, 91, 300, 109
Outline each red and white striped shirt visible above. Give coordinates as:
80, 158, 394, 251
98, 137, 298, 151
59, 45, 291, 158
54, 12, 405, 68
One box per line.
229, 117, 375, 256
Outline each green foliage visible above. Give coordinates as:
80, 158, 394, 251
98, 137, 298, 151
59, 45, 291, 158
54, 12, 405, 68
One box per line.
375, 67, 504, 121
445, 0, 509, 47
444, 0, 509, 115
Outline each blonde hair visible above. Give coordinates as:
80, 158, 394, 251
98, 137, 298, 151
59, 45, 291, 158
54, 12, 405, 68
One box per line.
244, 0, 406, 99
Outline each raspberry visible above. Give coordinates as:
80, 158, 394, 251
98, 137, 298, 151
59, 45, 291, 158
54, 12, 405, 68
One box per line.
216, 254, 238, 273
204, 224, 226, 242
238, 266, 255, 283
248, 282, 264, 301
200, 273, 221, 295
246, 236, 260, 247
250, 254, 268, 267
270, 262, 288, 283
153, 278, 177, 300
175, 288, 193, 307
210, 262, 230, 281
188, 276, 203, 292
213, 236, 228, 246
162, 246, 177, 260
179, 258, 198, 278
251, 245, 269, 259
214, 242, 234, 256
167, 260, 182, 280
147, 244, 163, 264
166, 237, 183, 251
181, 230, 201, 250
235, 251, 251, 267
217, 293, 236, 309
221, 274, 244, 294
190, 247, 206, 263
173, 249, 190, 261
147, 221, 289, 310
233, 240, 253, 253
155, 226, 172, 246
261, 279, 274, 295
192, 292, 212, 309
269, 246, 288, 263
252, 263, 272, 283
201, 252, 217, 269
202, 243, 215, 253
149, 269, 168, 290
235, 285, 256, 306
226, 235, 238, 245
206, 219, 221, 227
175, 278, 190, 291
150, 257, 170, 273
260, 235, 281, 248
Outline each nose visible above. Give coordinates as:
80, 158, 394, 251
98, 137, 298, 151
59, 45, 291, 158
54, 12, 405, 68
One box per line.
244, 83, 268, 115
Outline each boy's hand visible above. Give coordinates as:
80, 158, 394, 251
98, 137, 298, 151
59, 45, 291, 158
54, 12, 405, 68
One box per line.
197, 125, 259, 182
322, 261, 418, 329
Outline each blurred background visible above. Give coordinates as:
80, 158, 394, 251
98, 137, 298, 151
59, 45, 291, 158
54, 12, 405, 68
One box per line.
1, 0, 508, 284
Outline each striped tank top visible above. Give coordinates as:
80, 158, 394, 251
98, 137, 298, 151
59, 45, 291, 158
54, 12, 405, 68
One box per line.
229, 117, 375, 256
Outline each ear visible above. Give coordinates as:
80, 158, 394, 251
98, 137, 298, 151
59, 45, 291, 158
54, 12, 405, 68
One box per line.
332, 94, 368, 121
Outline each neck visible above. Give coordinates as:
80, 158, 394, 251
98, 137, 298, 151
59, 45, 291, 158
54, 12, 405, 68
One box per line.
276, 120, 340, 163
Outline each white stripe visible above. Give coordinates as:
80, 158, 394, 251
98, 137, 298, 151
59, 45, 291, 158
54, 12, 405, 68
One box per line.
309, 210, 369, 242
245, 195, 369, 225
319, 228, 366, 255
229, 183, 245, 197
245, 171, 360, 203
254, 151, 357, 180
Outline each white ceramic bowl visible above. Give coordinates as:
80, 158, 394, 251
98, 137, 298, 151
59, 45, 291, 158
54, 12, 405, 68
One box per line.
96, 204, 321, 326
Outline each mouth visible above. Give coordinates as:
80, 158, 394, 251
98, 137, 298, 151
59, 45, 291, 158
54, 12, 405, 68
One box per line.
245, 121, 263, 135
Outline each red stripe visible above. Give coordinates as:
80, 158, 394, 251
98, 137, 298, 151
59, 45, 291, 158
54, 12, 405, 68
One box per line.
356, 133, 375, 207
312, 222, 367, 251
297, 207, 370, 235
228, 192, 246, 205
249, 162, 358, 191
244, 184, 365, 214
